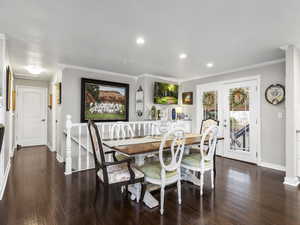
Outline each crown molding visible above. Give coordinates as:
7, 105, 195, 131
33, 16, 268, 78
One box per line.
58, 63, 138, 80
58, 58, 285, 84
179, 58, 285, 83
0, 33, 6, 40
139, 73, 180, 83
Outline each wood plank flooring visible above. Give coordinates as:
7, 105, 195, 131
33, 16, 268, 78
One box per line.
1, 146, 300, 225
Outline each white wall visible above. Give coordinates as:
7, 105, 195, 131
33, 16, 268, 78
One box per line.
0, 35, 13, 200
181, 62, 286, 167
60, 67, 137, 158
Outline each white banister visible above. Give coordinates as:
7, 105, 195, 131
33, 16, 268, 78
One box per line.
65, 114, 73, 175
78, 125, 82, 170
86, 126, 90, 170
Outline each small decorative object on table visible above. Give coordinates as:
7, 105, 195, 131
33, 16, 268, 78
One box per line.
265, 84, 285, 105
171, 108, 176, 120
151, 106, 157, 120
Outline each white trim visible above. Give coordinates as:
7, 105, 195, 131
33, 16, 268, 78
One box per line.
139, 73, 180, 83
0, 161, 11, 200
47, 144, 54, 152
58, 63, 137, 80
59, 58, 285, 84
0, 33, 5, 40
259, 162, 285, 171
283, 176, 300, 186
56, 154, 64, 163
179, 58, 285, 83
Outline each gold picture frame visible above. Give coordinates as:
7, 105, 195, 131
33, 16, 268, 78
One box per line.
55, 83, 62, 104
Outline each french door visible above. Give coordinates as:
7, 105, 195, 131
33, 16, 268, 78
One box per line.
197, 78, 259, 163
223, 80, 258, 163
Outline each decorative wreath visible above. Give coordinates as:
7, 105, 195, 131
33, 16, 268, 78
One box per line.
230, 88, 248, 108
203, 92, 216, 107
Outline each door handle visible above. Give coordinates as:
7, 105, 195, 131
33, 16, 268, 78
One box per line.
41, 119, 46, 122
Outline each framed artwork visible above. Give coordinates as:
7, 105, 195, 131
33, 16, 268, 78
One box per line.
49, 94, 53, 109
6, 66, 12, 111
182, 92, 193, 105
55, 83, 62, 104
265, 84, 285, 105
12, 90, 16, 111
81, 78, 129, 122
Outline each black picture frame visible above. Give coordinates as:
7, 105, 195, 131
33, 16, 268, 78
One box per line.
6, 66, 11, 111
80, 78, 129, 123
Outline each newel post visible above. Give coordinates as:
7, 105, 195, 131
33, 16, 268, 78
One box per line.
65, 115, 73, 175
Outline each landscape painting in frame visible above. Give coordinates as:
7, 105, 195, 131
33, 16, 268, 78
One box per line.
81, 78, 129, 122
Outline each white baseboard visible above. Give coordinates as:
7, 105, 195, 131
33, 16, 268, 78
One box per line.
47, 144, 54, 152
284, 176, 300, 186
259, 161, 285, 171
0, 161, 11, 200
56, 154, 64, 163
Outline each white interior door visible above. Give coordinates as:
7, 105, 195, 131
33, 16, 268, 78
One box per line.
223, 80, 258, 163
16, 86, 47, 146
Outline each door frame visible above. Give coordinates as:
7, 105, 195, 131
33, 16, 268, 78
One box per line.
15, 85, 48, 147
196, 75, 261, 164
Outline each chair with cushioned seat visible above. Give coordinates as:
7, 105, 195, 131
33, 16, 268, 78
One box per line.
87, 120, 144, 201
138, 129, 185, 215
181, 125, 218, 196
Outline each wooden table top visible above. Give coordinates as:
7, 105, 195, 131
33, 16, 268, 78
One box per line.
103, 133, 224, 156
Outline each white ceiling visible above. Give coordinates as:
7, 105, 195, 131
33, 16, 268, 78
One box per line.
0, 0, 300, 80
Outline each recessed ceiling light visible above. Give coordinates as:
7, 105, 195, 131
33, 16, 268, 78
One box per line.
206, 62, 214, 68
179, 53, 187, 59
136, 37, 145, 46
25, 65, 44, 75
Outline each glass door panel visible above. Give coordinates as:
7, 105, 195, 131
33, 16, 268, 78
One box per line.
202, 91, 218, 120
229, 87, 250, 152
223, 80, 258, 163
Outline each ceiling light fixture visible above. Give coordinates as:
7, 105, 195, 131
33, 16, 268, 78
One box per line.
25, 65, 44, 75
136, 37, 145, 46
179, 53, 187, 59
206, 62, 214, 68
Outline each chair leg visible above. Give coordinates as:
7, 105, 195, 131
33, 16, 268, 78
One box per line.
177, 179, 182, 205
160, 185, 165, 215
200, 172, 204, 196
136, 183, 141, 203
211, 170, 214, 189
140, 182, 146, 203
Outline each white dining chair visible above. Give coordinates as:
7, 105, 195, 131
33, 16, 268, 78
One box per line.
110, 122, 135, 139
139, 128, 185, 215
181, 125, 218, 196
108, 122, 134, 161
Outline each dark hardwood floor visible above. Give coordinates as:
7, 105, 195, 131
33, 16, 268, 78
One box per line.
1, 146, 300, 225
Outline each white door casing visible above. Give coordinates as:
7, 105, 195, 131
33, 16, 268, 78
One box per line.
16, 86, 47, 146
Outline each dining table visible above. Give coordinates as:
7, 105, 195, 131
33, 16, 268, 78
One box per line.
103, 133, 223, 208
